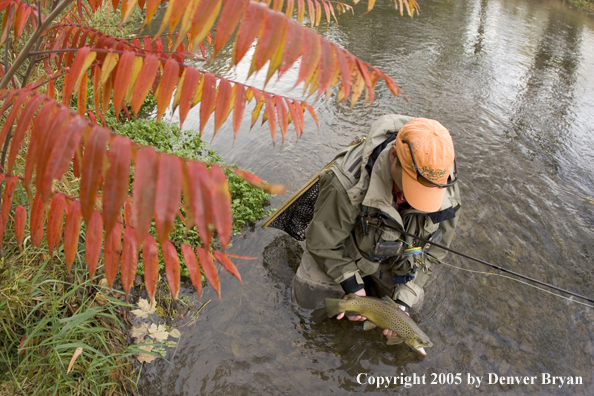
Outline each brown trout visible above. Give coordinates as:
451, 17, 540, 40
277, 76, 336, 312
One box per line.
325, 294, 433, 355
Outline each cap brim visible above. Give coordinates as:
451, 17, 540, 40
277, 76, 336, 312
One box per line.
401, 171, 445, 213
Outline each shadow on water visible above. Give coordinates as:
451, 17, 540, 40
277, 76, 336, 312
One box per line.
139, 0, 594, 394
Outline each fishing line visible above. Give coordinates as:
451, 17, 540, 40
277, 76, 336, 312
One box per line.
385, 225, 594, 305
432, 258, 594, 309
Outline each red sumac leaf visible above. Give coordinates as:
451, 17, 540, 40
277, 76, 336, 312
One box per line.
132, 147, 158, 245
112, 50, 136, 117
162, 240, 180, 300
103, 136, 131, 237
80, 127, 109, 224
14, 205, 26, 252
232, 83, 246, 140
131, 54, 160, 114
41, 116, 86, 201
186, 161, 213, 249
179, 67, 200, 128
156, 59, 179, 121
1, 176, 19, 226
264, 93, 277, 145
7, 95, 44, 175
213, 251, 242, 284
29, 194, 47, 248
199, 72, 216, 134
154, 154, 182, 244
85, 210, 103, 280
214, 0, 249, 57
64, 201, 82, 273
196, 247, 220, 299
181, 244, 202, 297
104, 220, 122, 288
47, 193, 67, 258
213, 78, 233, 137
233, 1, 267, 66
210, 165, 232, 250
120, 226, 138, 298
143, 234, 159, 302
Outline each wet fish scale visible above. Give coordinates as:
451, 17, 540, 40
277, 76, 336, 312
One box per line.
325, 293, 433, 354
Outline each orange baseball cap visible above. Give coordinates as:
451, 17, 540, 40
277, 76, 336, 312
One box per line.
394, 118, 456, 212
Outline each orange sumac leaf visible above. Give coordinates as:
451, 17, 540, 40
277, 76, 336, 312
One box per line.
234, 169, 286, 194
214, 0, 249, 57
47, 193, 67, 258
181, 244, 202, 297
103, 136, 131, 237
35, 107, 71, 202
297, 29, 320, 87
131, 54, 159, 114
156, 59, 179, 121
112, 50, 136, 117
196, 247, 220, 299
1, 176, 19, 226
85, 210, 103, 281
132, 147, 158, 245
7, 95, 44, 175
143, 234, 159, 302
199, 72, 216, 134
64, 201, 82, 273
186, 161, 213, 249
213, 78, 233, 137
280, 19, 303, 77
210, 165, 232, 250
232, 83, 246, 139
179, 67, 200, 128
62, 47, 95, 105
14, 205, 26, 252
29, 194, 47, 248
80, 127, 109, 224
276, 95, 288, 143
264, 93, 277, 145
104, 220, 122, 288
41, 116, 86, 201
213, 250, 243, 284
162, 240, 180, 300
24, 100, 57, 190
233, 1, 267, 66
120, 226, 138, 298
154, 154, 182, 244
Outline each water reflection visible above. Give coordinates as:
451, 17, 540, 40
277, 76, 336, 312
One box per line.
139, 0, 594, 394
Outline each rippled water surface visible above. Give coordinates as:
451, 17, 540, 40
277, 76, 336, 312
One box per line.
140, 0, 594, 394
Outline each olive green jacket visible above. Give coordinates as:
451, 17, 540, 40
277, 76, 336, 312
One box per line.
304, 114, 462, 308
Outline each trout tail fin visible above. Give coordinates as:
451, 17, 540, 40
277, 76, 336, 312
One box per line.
325, 298, 343, 318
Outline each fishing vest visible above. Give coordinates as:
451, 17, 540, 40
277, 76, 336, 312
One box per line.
327, 114, 461, 277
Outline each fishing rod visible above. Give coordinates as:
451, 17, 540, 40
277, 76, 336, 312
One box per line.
384, 225, 594, 305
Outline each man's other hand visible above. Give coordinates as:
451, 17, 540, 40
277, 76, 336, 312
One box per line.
336, 289, 366, 321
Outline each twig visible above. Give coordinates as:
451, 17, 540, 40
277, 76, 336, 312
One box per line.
0, 0, 75, 90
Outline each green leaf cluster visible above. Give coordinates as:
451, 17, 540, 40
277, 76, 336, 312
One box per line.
113, 119, 271, 275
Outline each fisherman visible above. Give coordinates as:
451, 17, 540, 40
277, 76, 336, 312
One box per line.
292, 114, 461, 338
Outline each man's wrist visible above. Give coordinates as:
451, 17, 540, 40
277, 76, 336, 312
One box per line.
340, 276, 365, 294
395, 299, 410, 313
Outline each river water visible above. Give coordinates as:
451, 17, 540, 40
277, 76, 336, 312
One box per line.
139, 0, 594, 394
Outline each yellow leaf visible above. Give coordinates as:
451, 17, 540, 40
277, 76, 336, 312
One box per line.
73, 52, 97, 94
67, 347, 83, 374
99, 52, 119, 87
125, 56, 144, 105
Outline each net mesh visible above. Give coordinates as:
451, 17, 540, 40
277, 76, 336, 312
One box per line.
267, 181, 320, 241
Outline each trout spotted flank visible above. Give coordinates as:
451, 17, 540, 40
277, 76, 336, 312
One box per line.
325, 294, 433, 355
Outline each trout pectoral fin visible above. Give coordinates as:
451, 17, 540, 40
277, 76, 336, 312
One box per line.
363, 321, 377, 331
416, 347, 427, 356
386, 336, 404, 345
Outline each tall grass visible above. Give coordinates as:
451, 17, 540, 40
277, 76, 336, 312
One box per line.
0, 240, 139, 395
